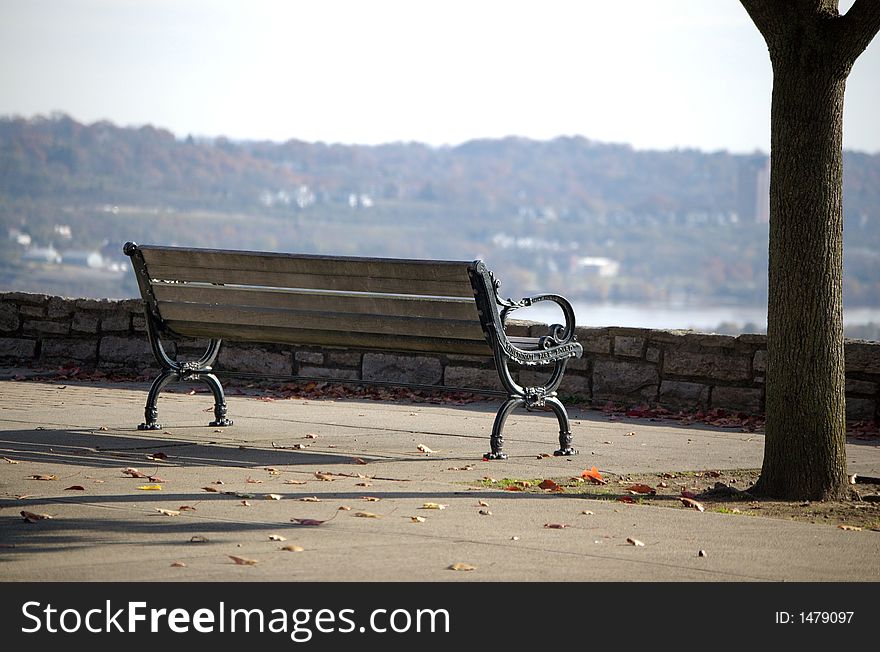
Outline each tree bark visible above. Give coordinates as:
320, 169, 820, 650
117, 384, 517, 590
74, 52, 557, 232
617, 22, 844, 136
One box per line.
740, 0, 880, 500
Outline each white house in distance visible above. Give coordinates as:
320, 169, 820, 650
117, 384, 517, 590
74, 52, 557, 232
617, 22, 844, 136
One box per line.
572, 256, 619, 277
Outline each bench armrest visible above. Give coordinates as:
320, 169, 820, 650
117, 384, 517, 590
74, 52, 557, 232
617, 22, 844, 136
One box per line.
500, 293, 577, 347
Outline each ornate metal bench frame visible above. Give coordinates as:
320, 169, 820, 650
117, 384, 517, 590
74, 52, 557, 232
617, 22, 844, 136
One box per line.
125, 243, 583, 460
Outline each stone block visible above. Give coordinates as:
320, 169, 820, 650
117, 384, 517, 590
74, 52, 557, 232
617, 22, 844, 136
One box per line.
753, 350, 767, 373
99, 336, 157, 364
614, 336, 644, 358
218, 346, 292, 376
659, 380, 710, 408
325, 350, 362, 367
845, 342, 880, 374
46, 297, 75, 318
592, 359, 658, 401
664, 349, 751, 381
845, 378, 877, 395
444, 366, 506, 392
132, 316, 147, 332
2, 292, 48, 305
295, 351, 324, 365
846, 397, 876, 421
646, 347, 660, 363
298, 366, 359, 380
0, 338, 37, 359
71, 311, 100, 333
40, 338, 98, 362
100, 312, 131, 332
75, 298, 114, 310
711, 386, 763, 414
362, 353, 442, 385
23, 320, 69, 335
519, 369, 589, 398
19, 305, 46, 318
0, 303, 19, 332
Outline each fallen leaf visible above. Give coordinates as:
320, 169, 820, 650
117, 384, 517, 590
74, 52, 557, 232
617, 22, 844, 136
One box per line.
698, 550, 707, 557
305, 433, 318, 439
354, 511, 381, 518
179, 506, 197, 511
202, 486, 220, 493
504, 485, 523, 492
284, 480, 307, 485
680, 497, 706, 512
229, 555, 258, 566
417, 444, 435, 453
538, 479, 562, 491
352, 457, 368, 465
838, 525, 862, 531
420, 502, 448, 510
28, 474, 58, 481
64, 485, 85, 491
156, 508, 180, 517
228, 492, 255, 499
478, 500, 490, 507
21, 510, 53, 522
617, 496, 636, 504
300, 496, 321, 502
2, 457, 19, 464
268, 534, 287, 541
356, 482, 372, 487
626, 483, 657, 495
478, 509, 492, 515
189, 535, 209, 543
265, 467, 281, 476
123, 467, 147, 478
146, 452, 168, 461
680, 490, 699, 499
245, 477, 263, 484
314, 472, 334, 481
213, 480, 225, 485
624, 431, 636, 437
240, 500, 251, 507
581, 510, 594, 515
265, 494, 283, 501
543, 523, 569, 529
281, 545, 305, 552
170, 561, 186, 567
338, 506, 352, 511
511, 536, 520, 541
659, 481, 669, 488
410, 516, 426, 523
290, 518, 326, 526
581, 466, 606, 484
361, 496, 381, 502
448, 563, 476, 571
137, 484, 162, 491
626, 537, 645, 547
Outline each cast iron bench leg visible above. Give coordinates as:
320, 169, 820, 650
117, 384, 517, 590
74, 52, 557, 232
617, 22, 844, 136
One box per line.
139, 370, 178, 430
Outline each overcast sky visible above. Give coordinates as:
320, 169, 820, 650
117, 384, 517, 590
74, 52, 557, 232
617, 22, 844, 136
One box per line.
1, 0, 878, 153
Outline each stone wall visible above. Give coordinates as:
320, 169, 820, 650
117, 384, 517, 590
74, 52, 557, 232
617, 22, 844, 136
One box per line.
1, 292, 878, 420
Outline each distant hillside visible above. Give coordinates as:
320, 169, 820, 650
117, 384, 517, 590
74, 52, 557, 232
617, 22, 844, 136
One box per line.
1, 113, 878, 310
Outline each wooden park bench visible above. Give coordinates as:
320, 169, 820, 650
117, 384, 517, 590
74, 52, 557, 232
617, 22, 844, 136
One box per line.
124, 242, 583, 459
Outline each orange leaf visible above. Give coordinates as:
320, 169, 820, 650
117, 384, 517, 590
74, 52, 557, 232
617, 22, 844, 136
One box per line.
538, 479, 562, 491
504, 485, 524, 492
617, 496, 636, 504
581, 466, 606, 484
626, 483, 656, 495
228, 555, 258, 565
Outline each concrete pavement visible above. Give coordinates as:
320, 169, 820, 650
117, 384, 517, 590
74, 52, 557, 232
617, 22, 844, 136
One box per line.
0, 377, 877, 581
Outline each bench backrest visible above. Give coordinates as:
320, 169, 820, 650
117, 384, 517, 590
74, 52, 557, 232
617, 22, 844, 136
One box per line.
126, 244, 494, 357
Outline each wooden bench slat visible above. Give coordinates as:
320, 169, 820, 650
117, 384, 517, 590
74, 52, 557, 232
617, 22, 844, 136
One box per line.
165, 321, 494, 356
151, 283, 482, 321
159, 302, 488, 341
140, 247, 474, 283
147, 264, 475, 297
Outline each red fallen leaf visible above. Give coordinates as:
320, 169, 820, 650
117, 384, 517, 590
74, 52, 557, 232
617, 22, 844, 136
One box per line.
626, 483, 656, 495
147, 476, 166, 483
538, 479, 562, 491
504, 485, 524, 492
680, 497, 706, 512
543, 523, 569, 529
291, 518, 326, 526
122, 467, 147, 478
179, 505, 197, 511
617, 496, 637, 504
352, 458, 368, 465
581, 466, 606, 484
64, 485, 85, 491
681, 490, 699, 499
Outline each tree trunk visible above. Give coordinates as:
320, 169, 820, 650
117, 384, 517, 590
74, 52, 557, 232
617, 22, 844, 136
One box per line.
739, 0, 880, 500
755, 61, 848, 500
